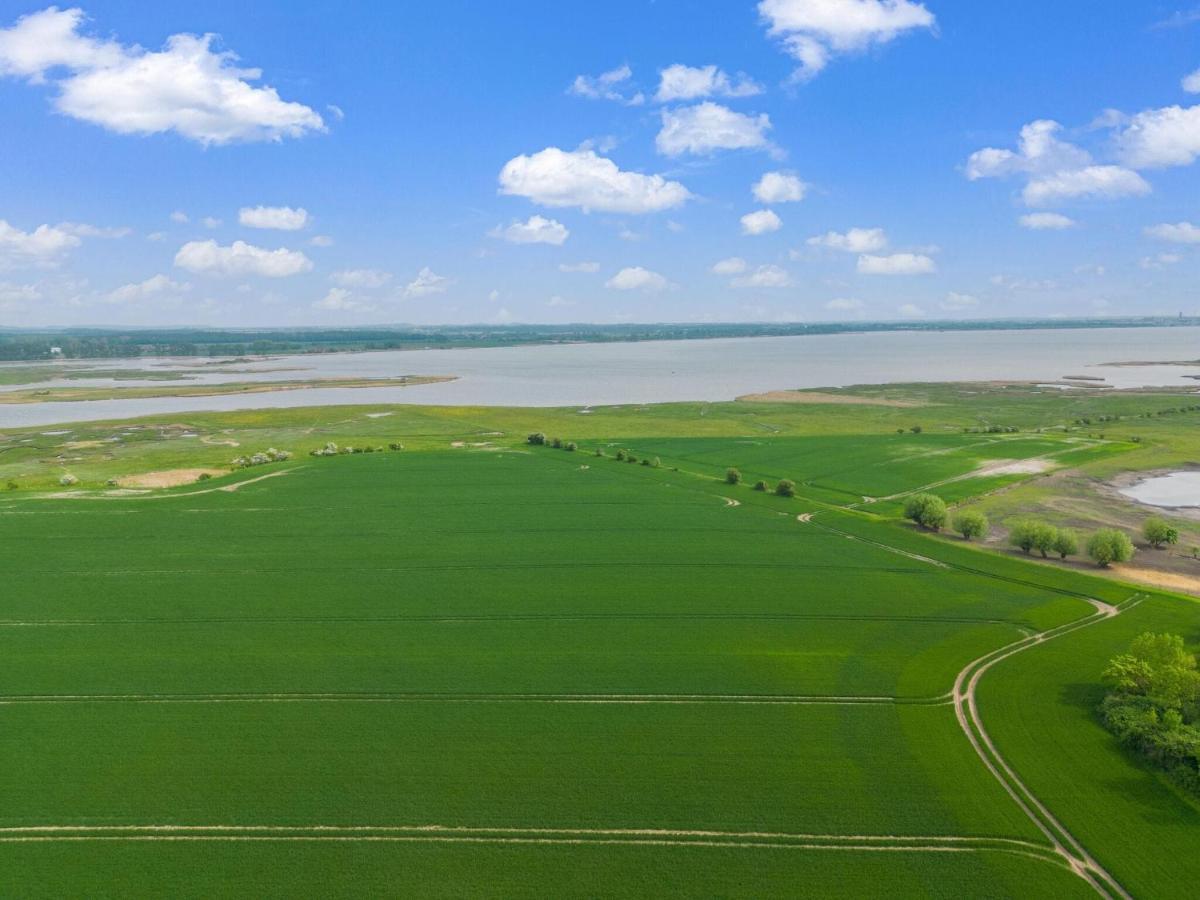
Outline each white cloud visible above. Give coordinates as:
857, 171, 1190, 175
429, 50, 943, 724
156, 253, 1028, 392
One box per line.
807, 226, 887, 252
568, 64, 643, 105
605, 266, 671, 292
146, 231, 165, 242
202, 216, 222, 229
732, 264, 792, 288
499, 147, 691, 214
1140, 253, 1182, 269
1185, 69, 1200, 94
940, 291, 978, 311
490, 215, 569, 245
711, 257, 748, 275
857, 252, 936, 275
1145, 221, 1200, 243
105, 273, 189, 304
0, 220, 80, 269
741, 209, 782, 235
897, 302, 926, 317
1117, 104, 1200, 169
967, 120, 1149, 207
170, 210, 189, 224
331, 268, 392, 288
55, 221, 131, 238
0, 281, 43, 310
239, 206, 309, 231
758, 0, 936, 80
309, 235, 334, 247
0, 7, 325, 145
752, 171, 807, 204
654, 64, 761, 102
825, 297, 864, 311
402, 267, 451, 298
173, 240, 312, 277
1019, 212, 1076, 230
656, 102, 772, 156
313, 287, 371, 311
546, 295, 575, 307
559, 261, 600, 272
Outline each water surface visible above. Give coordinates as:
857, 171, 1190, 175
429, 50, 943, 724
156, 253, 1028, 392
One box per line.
1119, 472, 1200, 509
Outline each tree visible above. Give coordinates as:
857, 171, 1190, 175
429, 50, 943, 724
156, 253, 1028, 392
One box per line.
952, 509, 989, 541
753, 480, 768, 492
526, 432, 546, 446
910, 425, 923, 434
725, 467, 742, 485
551, 437, 563, 449
1143, 517, 1180, 549
564, 441, 578, 452
1030, 522, 1059, 559
775, 479, 796, 498
1008, 520, 1038, 554
615, 449, 627, 461
904, 493, 947, 531
1088, 528, 1135, 567
1052, 529, 1079, 560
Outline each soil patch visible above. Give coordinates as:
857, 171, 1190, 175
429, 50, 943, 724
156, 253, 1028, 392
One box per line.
117, 468, 226, 489
736, 390, 923, 408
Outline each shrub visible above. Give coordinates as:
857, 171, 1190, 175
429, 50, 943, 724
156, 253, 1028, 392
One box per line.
235, 448, 292, 468
4, 481, 16, 491
551, 437, 563, 449
564, 441, 578, 452
626, 455, 638, 464
650, 456, 661, 468
59, 473, 78, 486
594, 448, 605, 457
904, 493, 947, 531
526, 432, 546, 446
725, 467, 742, 485
197, 473, 212, 482
753, 480, 768, 492
952, 509, 989, 541
1143, 517, 1180, 549
1088, 529, 1135, 567
388, 442, 404, 451
910, 425, 923, 434
615, 449, 627, 461
1052, 529, 1079, 560
775, 479, 796, 498
310, 442, 339, 457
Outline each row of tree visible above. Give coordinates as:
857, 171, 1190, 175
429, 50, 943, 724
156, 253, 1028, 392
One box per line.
1101, 632, 1200, 796
725, 468, 795, 496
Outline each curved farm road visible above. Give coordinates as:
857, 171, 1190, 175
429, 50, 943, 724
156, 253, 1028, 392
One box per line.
952, 595, 1142, 899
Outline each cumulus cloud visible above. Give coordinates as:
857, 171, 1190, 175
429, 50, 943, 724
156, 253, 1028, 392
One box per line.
656, 102, 772, 156
568, 64, 643, 105
752, 171, 807, 204
309, 235, 334, 247
331, 268, 392, 288
758, 0, 936, 80
1140, 253, 1182, 269
173, 239, 313, 277
654, 64, 761, 102
1145, 221, 1200, 243
239, 206, 309, 231
940, 291, 979, 311
202, 216, 222, 229
807, 227, 887, 252
0, 7, 325, 144
559, 261, 600, 272
740, 209, 782, 235
0, 220, 80, 269
605, 266, 671, 292
490, 215, 569, 245
402, 267, 451, 298
313, 287, 372, 311
732, 264, 792, 288
857, 252, 936, 275
1116, 104, 1200, 169
170, 210, 189, 224
105, 273, 189, 304
58, 222, 130, 238
711, 257, 748, 275
1019, 212, 1076, 230
966, 119, 1150, 207
499, 147, 691, 214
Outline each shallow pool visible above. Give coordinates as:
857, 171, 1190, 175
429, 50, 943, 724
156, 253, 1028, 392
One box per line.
1120, 472, 1200, 508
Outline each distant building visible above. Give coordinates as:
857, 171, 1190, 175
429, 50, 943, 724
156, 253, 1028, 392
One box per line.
49, 346, 63, 355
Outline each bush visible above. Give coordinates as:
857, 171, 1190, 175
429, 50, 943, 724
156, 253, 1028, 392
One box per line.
910, 425, 923, 434
725, 467, 742, 485
952, 509, 989, 541
551, 437, 563, 449
388, 442, 404, 451
1143, 517, 1180, 549
59, 473, 78, 486
903, 493, 947, 531
197, 473, 212, 482
594, 448, 605, 458
5, 481, 17, 491
234, 448, 292, 468
615, 449, 627, 462
564, 441, 578, 452
526, 432, 546, 446
650, 456, 661, 468
753, 480, 768, 492
775, 479, 796, 498
1052, 529, 1079, 560
1088, 528, 1135, 567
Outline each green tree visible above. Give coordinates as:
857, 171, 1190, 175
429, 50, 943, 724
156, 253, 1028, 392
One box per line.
904, 493, 947, 531
725, 467, 742, 485
1008, 520, 1038, 554
753, 480, 768, 492
564, 441, 578, 452
1052, 529, 1079, 560
1088, 528, 1135, 567
1030, 522, 1059, 559
1143, 517, 1180, 549
775, 479, 796, 498
526, 432, 546, 446
952, 509, 989, 541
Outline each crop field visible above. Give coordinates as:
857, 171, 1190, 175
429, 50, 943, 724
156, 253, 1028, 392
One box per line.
0, 420, 1194, 897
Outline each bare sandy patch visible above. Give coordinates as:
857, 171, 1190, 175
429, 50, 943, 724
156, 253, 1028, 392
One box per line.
117, 468, 226, 489
1117, 566, 1200, 597
973, 459, 1057, 478
737, 390, 923, 408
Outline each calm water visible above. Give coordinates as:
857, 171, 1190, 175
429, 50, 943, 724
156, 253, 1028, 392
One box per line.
1120, 472, 1200, 508
1, 326, 1197, 428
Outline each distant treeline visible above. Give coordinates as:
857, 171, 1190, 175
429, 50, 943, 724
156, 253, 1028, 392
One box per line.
2, 317, 1198, 361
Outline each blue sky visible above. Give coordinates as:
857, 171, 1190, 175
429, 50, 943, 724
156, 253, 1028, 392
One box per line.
1, 0, 1200, 326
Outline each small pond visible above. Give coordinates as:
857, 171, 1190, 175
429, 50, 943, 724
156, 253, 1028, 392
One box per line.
1120, 472, 1200, 508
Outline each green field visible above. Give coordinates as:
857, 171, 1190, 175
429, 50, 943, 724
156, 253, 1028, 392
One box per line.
1, 390, 1197, 897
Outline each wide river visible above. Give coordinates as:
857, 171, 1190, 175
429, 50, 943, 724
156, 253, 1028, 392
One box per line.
2, 325, 1198, 428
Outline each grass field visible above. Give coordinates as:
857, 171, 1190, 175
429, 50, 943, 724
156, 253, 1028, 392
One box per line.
1, 388, 1197, 897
